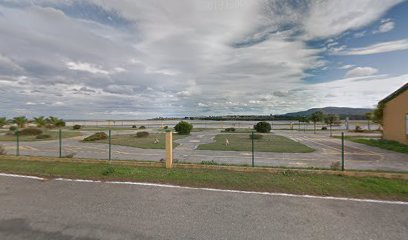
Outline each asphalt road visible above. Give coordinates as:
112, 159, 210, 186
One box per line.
0, 175, 407, 240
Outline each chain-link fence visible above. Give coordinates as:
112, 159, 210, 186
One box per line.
0, 119, 405, 172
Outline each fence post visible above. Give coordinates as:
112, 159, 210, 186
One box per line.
16, 130, 19, 156
341, 132, 345, 171
165, 130, 173, 168
251, 131, 255, 167
59, 128, 62, 158
108, 129, 112, 161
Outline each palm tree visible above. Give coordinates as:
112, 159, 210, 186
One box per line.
46, 116, 66, 128
325, 114, 339, 136
0, 117, 7, 128
12, 116, 28, 128
310, 111, 324, 134
298, 116, 309, 132
365, 112, 373, 131
33, 116, 47, 128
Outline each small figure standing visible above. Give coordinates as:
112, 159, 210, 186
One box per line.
225, 138, 230, 146
154, 138, 160, 144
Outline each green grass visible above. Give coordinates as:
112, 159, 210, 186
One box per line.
0, 158, 406, 200
352, 139, 408, 154
91, 133, 188, 149
197, 133, 315, 153
0, 130, 81, 142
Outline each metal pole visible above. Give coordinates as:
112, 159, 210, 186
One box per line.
59, 128, 62, 158
108, 129, 112, 161
251, 131, 255, 167
16, 130, 19, 156
341, 132, 345, 171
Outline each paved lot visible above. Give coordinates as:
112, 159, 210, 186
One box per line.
1, 130, 407, 171
0, 175, 407, 240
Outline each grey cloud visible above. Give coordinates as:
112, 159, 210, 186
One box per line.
0, 0, 403, 118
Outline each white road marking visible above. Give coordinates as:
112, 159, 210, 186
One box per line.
0, 173, 46, 180
55, 178, 408, 205
1, 173, 405, 205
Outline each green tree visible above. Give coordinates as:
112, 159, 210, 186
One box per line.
46, 116, 66, 128
298, 116, 309, 132
12, 116, 28, 128
324, 114, 339, 136
0, 117, 7, 128
254, 121, 271, 133
33, 116, 47, 128
365, 112, 373, 131
310, 111, 324, 134
373, 103, 384, 126
174, 121, 193, 135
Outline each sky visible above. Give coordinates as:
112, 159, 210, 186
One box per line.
0, 0, 407, 119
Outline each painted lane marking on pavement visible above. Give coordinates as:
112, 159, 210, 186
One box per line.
0, 173, 46, 180
1, 173, 406, 205
55, 178, 408, 205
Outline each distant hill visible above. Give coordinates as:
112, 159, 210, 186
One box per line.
283, 107, 373, 118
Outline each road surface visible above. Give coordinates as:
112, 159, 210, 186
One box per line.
0, 174, 407, 240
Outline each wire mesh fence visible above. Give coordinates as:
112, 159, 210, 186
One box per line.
0, 120, 405, 173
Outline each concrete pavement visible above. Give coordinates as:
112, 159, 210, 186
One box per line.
0, 130, 407, 171
0, 175, 407, 240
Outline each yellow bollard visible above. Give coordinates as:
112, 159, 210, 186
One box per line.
165, 131, 173, 168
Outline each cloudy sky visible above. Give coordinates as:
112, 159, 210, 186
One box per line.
0, 0, 407, 119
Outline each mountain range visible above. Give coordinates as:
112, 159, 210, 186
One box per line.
283, 107, 373, 117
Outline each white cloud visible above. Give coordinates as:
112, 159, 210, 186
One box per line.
0, 1, 405, 118
176, 91, 192, 97
338, 39, 408, 55
66, 61, 109, 75
353, 31, 366, 38
309, 74, 408, 108
197, 102, 209, 107
339, 64, 354, 69
303, 0, 403, 39
345, 67, 378, 78
373, 19, 395, 33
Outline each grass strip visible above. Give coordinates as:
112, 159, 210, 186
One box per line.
198, 133, 315, 153
0, 158, 407, 201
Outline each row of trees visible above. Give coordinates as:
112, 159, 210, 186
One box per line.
0, 116, 65, 129
298, 111, 340, 135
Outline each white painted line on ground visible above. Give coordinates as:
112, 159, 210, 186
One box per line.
55, 177, 408, 205
0, 173, 46, 180
2, 172, 407, 205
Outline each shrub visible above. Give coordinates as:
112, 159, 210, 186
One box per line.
9, 126, 17, 131
201, 160, 219, 165
73, 125, 81, 130
254, 121, 271, 133
132, 125, 137, 128
330, 161, 341, 170
102, 166, 115, 176
0, 145, 6, 155
139, 126, 146, 129
321, 126, 328, 130
36, 134, 51, 139
163, 126, 169, 129
64, 153, 76, 158
18, 127, 43, 136
136, 131, 149, 138
355, 126, 364, 132
225, 127, 236, 132
249, 133, 263, 140
83, 132, 108, 141
174, 121, 193, 135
